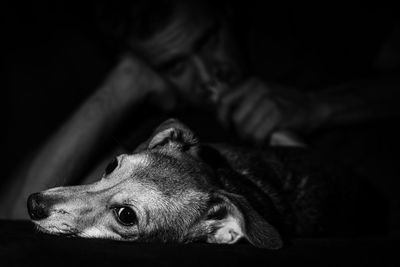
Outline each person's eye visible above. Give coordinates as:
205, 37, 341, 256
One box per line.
114, 206, 137, 226
105, 157, 118, 175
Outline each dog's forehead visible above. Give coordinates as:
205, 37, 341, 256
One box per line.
111, 151, 211, 217
105, 150, 214, 199
112, 153, 151, 181
142, 151, 212, 188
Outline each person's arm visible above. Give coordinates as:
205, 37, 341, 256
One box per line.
309, 75, 400, 128
215, 73, 400, 145
0, 54, 168, 219
216, 22, 400, 145
316, 21, 400, 128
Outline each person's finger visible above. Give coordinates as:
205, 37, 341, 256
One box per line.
240, 97, 277, 139
252, 108, 281, 144
269, 130, 308, 147
216, 79, 259, 128
231, 84, 266, 127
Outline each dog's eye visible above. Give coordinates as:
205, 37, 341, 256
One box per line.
114, 207, 137, 226
105, 158, 118, 175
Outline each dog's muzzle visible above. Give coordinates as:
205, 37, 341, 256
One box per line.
27, 193, 50, 220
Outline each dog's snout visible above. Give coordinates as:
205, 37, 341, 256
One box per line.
27, 193, 50, 220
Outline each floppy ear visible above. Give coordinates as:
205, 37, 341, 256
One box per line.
146, 118, 199, 150
204, 191, 283, 249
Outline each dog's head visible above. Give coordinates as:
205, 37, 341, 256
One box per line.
27, 119, 283, 249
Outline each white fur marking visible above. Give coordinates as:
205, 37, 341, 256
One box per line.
82, 226, 104, 238
208, 216, 244, 244
126, 154, 150, 167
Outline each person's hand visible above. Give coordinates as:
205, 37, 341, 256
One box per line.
216, 77, 328, 144
103, 54, 175, 110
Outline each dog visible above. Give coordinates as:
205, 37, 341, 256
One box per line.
27, 119, 382, 249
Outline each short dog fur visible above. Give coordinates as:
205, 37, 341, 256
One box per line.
27, 119, 381, 249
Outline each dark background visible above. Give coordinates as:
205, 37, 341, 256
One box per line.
4, 1, 112, 179
3, 0, 400, 232
2, 1, 400, 265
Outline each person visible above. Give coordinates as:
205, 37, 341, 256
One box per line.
1, 0, 400, 219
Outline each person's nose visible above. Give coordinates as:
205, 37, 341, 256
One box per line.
192, 55, 213, 84
192, 55, 238, 86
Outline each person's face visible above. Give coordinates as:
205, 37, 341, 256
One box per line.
133, 7, 244, 108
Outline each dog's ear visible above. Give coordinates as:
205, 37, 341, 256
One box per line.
147, 118, 199, 150
203, 191, 283, 249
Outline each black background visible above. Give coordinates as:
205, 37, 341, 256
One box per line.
3, 0, 400, 239
2, 1, 400, 265
3, 1, 399, 179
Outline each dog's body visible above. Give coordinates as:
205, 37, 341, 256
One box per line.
27, 119, 381, 249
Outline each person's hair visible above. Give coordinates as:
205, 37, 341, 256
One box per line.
95, 0, 227, 50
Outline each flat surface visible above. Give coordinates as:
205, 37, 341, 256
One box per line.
0, 220, 399, 267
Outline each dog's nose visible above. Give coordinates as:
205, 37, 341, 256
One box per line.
27, 193, 49, 220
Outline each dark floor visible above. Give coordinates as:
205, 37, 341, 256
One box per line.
1, 220, 399, 267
